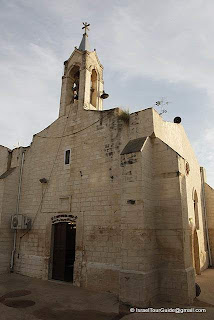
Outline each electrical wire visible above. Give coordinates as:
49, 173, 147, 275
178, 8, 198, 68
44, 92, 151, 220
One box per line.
18, 106, 74, 247
17, 108, 109, 255
35, 112, 108, 139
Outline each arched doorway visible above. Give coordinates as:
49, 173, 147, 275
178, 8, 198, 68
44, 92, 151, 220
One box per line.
52, 221, 76, 282
191, 189, 201, 275
193, 227, 201, 275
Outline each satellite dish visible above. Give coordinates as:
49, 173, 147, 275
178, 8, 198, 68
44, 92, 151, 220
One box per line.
174, 117, 181, 123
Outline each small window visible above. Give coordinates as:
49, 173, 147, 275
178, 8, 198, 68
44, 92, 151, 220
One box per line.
65, 149, 71, 165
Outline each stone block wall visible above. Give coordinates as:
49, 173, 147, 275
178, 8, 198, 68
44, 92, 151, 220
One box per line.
0, 146, 9, 175
205, 183, 214, 264
153, 109, 209, 272
152, 138, 195, 304
119, 138, 158, 306
0, 104, 208, 307
0, 148, 21, 274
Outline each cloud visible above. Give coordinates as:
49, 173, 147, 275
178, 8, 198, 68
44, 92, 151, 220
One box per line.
0, 39, 62, 147
193, 127, 214, 186
204, 128, 214, 143
95, 0, 214, 103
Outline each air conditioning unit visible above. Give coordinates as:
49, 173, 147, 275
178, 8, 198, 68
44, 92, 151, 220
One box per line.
11, 215, 32, 230
24, 217, 32, 230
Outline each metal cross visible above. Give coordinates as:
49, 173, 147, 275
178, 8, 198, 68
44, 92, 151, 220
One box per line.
82, 22, 90, 35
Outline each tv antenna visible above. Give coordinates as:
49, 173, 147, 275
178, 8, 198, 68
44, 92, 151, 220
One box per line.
154, 97, 171, 115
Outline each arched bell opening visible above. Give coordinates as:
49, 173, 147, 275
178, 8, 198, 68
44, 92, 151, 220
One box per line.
66, 66, 80, 104
90, 69, 97, 108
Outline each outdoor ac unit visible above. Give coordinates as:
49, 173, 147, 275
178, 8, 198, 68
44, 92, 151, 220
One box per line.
24, 217, 32, 230
11, 215, 32, 230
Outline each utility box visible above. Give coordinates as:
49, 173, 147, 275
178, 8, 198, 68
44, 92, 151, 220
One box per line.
11, 215, 32, 230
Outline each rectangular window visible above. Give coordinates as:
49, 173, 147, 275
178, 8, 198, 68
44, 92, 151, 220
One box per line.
65, 149, 71, 165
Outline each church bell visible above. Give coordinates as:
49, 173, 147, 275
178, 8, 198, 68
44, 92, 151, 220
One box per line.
100, 91, 109, 99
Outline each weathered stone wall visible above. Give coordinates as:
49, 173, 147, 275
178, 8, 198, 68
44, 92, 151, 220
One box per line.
0, 147, 21, 274
205, 183, 214, 264
0, 168, 19, 274
0, 146, 9, 175
153, 109, 209, 271
0, 146, 8, 224
0, 105, 193, 306
152, 138, 195, 303
13, 107, 155, 288
119, 138, 158, 306
0, 103, 209, 307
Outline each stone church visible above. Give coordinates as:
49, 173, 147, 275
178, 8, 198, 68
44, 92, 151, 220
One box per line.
0, 23, 214, 307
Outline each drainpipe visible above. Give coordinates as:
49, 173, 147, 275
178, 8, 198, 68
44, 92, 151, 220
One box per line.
200, 167, 212, 267
10, 149, 25, 272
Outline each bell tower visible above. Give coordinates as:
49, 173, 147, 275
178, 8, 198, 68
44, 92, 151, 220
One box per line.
59, 23, 107, 117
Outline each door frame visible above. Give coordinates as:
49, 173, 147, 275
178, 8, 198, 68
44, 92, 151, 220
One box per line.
49, 214, 77, 281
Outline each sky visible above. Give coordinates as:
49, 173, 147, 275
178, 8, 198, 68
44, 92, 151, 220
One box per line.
0, 0, 214, 186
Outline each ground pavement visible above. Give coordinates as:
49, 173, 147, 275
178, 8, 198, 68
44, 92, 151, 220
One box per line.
0, 269, 214, 320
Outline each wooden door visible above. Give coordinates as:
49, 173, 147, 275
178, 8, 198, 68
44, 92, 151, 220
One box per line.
65, 224, 76, 282
52, 223, 67, 280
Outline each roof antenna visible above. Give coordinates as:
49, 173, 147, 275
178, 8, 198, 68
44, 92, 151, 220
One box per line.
154, 97, 170, 115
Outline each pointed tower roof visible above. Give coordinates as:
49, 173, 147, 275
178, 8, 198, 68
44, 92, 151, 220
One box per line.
79, 22, 91, 51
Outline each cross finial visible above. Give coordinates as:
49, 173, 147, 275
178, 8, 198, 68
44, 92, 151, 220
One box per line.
82, 22, 90, 36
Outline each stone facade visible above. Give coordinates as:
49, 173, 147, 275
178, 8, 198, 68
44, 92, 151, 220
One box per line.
0, 32, 213, 307
204, 183, 214, 265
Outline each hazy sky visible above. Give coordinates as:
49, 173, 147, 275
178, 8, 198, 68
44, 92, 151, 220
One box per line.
0, 0, 214, 186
